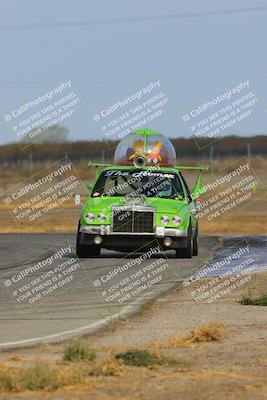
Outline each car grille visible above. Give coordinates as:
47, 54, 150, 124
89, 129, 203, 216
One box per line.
112, 207, 155, 233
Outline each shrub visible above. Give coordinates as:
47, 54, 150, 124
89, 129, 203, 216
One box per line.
21, 363, 59, 390
63, 340, 96, 362
115, 349, 186, 368
240, 293, 267, 306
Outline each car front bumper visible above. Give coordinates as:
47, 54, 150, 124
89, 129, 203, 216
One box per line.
79, 225, 188, 250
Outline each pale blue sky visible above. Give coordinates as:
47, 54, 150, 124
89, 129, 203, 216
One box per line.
0, 0, 266, 145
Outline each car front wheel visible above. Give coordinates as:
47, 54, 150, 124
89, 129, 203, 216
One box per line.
193, 224, 199, 256
175, 222, 193, 259
76, 221, 101, 258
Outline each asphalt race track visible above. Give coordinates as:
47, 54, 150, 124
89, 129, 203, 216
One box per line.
0, 234, 265, 349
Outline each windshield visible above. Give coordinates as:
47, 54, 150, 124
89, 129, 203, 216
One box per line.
91, 169, 184, 199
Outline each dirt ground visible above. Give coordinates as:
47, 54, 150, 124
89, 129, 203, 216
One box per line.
0, 196, 266, 235
1, 272, 266, 400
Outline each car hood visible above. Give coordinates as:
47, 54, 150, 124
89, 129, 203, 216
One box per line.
86, 196, 187, 214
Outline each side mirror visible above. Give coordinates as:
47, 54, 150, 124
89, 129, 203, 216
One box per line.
192, 173, 206, 200
194, 197, 201, 212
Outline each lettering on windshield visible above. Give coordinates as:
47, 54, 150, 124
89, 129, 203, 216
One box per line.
104, 170, 175, 179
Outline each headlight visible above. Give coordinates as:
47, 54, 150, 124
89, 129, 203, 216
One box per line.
161, 215, 169, 225
98, 212, 107, 222
173, 215, 183, 225
85, 212, 95, 223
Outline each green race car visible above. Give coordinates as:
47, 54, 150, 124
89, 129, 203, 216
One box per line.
76, 129, 208, 258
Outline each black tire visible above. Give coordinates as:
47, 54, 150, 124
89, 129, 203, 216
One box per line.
175, 222, 193, 259
193, 224, 199, 256
76, 221, 101, 258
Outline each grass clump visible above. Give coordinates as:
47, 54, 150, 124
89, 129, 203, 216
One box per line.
115, 349, 186, 368
63, 340, 96, 362
187, 321, 226, 343
0, 370, 15, 391
89, 357, 124, 376
115, 349, 164, 367
0, 362, 87, 392
160, 321, 226, 349
0, 363, 61, 392
21, 363, 59, 390
240, 293, 267, 306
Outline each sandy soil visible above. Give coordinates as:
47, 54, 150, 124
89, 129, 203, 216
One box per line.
1, 272, 266, 400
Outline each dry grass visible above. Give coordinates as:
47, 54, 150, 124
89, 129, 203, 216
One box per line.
89, 357, 125, 377
157, 321, 226, 349
0, 357, 125, 393
186, 321, 226, 343
0, 361, 87, 392
0, 207, 266, 234
0, 360, 104, 393
200, 210, 267, 235
0, 345, 189, 393
7, 355, 23, 363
